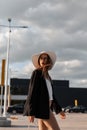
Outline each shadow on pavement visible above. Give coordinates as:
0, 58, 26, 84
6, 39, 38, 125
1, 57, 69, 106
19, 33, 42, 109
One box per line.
11, 125, 38, 128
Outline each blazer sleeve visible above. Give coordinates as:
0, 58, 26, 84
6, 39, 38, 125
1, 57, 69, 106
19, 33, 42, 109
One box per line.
50, 96, 62, 114
23, 69, 40, 116
50, 80, 62, 114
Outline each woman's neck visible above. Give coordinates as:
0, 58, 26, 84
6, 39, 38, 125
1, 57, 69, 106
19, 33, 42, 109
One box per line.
43, 71, 51, 80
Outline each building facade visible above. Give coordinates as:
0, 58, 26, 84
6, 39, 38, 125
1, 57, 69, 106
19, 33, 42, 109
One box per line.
10, 78, 87, 107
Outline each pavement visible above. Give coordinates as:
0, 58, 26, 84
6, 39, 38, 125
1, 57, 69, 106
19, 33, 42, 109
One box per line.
0, 113, 87, 130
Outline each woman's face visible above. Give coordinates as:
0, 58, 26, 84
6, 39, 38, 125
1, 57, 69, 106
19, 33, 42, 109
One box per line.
39, 54, 50, 68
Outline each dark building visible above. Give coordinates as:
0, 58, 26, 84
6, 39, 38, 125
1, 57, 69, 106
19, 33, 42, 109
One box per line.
10, 78, 87, 107
54, 86, 87, 107
10, 78, 29, 95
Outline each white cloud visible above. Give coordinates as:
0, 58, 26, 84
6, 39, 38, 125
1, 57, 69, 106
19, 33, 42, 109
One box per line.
0, 0, 87, 88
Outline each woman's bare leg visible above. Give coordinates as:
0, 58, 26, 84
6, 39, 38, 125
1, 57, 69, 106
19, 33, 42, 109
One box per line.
38, 110, 60, 130
38, 119, 48, 130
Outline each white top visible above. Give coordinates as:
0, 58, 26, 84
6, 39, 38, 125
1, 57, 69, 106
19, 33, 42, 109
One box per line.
45, 79, 53, 100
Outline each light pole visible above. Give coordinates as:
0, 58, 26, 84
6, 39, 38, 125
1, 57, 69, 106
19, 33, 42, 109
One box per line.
0, 18, 28, 117
3, 18, 11, 116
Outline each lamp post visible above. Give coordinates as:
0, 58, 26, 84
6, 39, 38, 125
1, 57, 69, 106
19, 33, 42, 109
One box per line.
0, 18, 28, 117
3, 18, 11, 116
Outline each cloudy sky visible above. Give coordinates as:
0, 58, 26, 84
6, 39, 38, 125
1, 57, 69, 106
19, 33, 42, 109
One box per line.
0, 0, 87, 88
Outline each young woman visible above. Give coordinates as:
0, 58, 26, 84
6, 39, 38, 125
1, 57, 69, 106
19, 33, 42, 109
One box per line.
23, 51, 66, 130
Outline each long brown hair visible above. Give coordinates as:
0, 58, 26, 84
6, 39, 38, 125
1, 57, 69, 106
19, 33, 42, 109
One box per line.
38, 54, 52, 79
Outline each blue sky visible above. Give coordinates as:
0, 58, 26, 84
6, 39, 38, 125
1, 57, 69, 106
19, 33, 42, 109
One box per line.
0, 0, 87, 88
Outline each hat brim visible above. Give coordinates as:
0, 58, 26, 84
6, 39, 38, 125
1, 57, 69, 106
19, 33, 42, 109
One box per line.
32, 51, 56, 69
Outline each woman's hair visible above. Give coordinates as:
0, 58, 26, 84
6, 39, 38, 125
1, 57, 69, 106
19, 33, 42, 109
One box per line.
38, 54, 52, 79
38, 54, 52, 66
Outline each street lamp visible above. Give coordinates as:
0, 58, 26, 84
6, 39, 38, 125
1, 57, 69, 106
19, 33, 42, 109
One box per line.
3, 18, 11, 116
0, 18, 28, 117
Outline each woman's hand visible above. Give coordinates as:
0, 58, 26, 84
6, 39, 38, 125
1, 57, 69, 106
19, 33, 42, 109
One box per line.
28, 116, 35, 122
59, 111, 66, 119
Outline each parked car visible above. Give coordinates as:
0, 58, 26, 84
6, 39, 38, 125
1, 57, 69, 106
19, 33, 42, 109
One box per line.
7, 103, 24, 114
68, 105, 87, 113
63, 105, 72, 112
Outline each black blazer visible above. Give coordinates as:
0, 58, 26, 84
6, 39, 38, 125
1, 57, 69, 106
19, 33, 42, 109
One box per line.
23, 69, 62, 119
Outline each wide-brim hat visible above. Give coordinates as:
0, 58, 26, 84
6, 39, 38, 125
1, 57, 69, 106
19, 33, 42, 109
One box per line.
32, 51, 56, 69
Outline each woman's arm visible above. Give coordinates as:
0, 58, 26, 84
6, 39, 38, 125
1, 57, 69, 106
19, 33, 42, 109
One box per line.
23, 69, 41, 116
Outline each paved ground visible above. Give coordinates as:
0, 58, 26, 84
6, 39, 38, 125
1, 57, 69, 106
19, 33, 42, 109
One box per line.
0, 113, 87, 130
